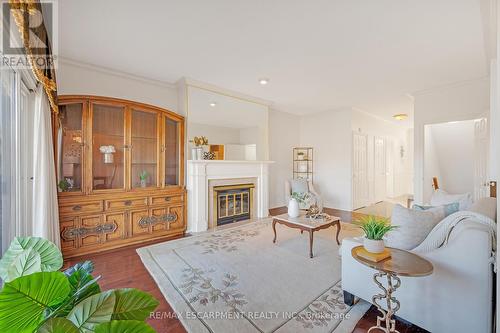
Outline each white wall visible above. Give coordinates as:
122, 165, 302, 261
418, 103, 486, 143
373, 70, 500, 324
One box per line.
423, 125, 442, 201
268, 108, 412, 211
58, 59, 179, 113
300, 109, 353, 211
268, 109, 301, 208
425, 121, 475, 200
187, 123, 240, 145
413, 77, 490, 203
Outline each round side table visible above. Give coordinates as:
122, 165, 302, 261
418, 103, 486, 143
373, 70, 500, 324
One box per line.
351, 246, 433, 333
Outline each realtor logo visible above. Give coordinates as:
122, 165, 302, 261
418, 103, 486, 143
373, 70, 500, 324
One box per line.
1, 0, 58, 68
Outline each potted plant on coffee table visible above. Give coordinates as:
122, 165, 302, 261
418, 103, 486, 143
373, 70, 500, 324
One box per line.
356, 215, 397, 253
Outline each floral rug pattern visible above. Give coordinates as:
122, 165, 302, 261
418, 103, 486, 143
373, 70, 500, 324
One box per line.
138, 219, 369, 333
192, 228, 261, 254
180, 267, 248, 312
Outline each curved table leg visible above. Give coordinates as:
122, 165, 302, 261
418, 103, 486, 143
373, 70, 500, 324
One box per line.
368, 271, 401, 333
335, 221, 341, 245
309, 230, 314, 258
272, 219, 277, 243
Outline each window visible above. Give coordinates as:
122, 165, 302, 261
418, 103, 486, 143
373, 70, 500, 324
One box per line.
0, 63, 37, 254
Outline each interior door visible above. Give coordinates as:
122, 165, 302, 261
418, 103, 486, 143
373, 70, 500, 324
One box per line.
352, 133, 368, 209
374, 136, 387, 202
385, 138, 395, 198
474, 118, 489, 200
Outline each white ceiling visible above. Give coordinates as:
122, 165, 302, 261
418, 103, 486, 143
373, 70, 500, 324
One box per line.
188, 86, 268, 129
58, 0, 488, 127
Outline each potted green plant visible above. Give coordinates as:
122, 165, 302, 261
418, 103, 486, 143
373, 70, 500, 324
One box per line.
355, 215, 397, 253
139, 170, 149, 188
0, 237, 159, 332
58, 178, 71, 192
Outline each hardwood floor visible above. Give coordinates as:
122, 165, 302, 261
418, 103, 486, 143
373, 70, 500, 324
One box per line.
63, 207, 426, 333
352, 306, 429, 333
64, 237, 188, 333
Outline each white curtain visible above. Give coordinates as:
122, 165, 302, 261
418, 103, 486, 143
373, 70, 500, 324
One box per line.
0, 67, 16, 254
32, 86, 60, 247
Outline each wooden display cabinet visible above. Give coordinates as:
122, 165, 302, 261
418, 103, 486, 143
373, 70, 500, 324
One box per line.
54, 95, 186, 258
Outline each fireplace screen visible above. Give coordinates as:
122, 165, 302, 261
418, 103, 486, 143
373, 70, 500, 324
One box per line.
213, 184, 254, 226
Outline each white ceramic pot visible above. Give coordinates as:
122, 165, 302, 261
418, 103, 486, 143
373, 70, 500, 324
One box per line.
103, 153, 114, 164
191, 147, 203, 160
287, 198, 300, 218
363, 238, 385, 254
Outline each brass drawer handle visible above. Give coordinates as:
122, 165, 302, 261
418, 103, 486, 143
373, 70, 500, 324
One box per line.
73, 205, 82, 211
164, 197, 171, 202
124, 200, 132, 206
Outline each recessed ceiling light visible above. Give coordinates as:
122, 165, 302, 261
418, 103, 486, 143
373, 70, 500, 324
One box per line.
393, 113, 408, 121
259, 78, 269, 85
209, 102, 217, 107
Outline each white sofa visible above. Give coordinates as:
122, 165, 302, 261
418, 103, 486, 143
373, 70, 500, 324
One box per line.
342, 204, 496, 332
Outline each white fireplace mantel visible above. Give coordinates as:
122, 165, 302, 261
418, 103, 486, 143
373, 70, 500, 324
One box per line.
186, 160, 274, 233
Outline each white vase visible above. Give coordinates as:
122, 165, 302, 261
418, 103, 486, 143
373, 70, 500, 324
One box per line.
191, 147, 203, 160
287, 198, 300, 218
363, 238, 385, 254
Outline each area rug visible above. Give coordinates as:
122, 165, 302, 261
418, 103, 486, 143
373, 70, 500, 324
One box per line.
137, 219, 369, 333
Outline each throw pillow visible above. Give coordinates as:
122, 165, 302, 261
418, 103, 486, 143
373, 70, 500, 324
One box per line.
430, 189, 472, 210
469, 197, 497, 221
413, 202, 459, 217
385, 204, 445, 250
290, 178, 308, 194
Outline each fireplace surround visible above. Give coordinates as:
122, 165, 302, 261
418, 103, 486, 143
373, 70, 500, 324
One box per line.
186, 160, 273, 232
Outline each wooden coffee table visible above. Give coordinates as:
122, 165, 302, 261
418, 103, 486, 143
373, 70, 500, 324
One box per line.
351, 246, 433, 333
272, 213, 341, 258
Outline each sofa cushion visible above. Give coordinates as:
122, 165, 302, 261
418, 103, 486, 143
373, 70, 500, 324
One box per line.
469, 197, 497, 221
290, 178, 308, 194
413, 202, 459, 217
430, 189, 472, 210
385, 204, 445, 250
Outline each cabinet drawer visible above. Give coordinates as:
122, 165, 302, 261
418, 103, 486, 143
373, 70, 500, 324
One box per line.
59, 216, 78, 253
150, 194, 183, 206
105, 197, 148, 210
59, 201, 103, 215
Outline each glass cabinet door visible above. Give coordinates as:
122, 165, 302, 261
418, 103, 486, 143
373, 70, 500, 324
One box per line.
131, 109, 158, 188
92, 104, 125, 190
164, 116, 180, 186
57, 103, 84, 193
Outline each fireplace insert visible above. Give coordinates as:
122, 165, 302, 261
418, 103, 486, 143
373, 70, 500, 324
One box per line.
213, 184, 254, 226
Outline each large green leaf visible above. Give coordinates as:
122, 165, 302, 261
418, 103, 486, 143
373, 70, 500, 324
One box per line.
0, 272, 70, 333
57, 261, 101, 316
6, 248, 42, 282
67, 290, 116, 333
64, 261, 95, 277
112, 288, 159, 321
0, 237, 63, 280
94, 320, 156, 333
37, 318, 79, 333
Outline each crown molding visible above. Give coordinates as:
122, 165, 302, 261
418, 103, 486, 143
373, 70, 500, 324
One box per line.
412, 76, 490, 97
179, 77, 273, 107
58, 56, 177, 89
